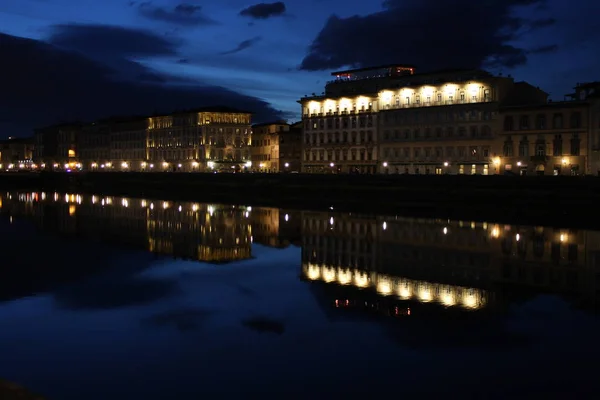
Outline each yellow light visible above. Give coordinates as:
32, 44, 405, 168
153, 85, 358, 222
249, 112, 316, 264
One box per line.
323, 267, 336, 282
192, 204, 199, 212
92, 195, 97, 204
91, 162, 98, 168
162, 201, 169, 209
441, 290, 455, 306
18, 164, 25, 169
354, 271, 369, 288
560, 233, 567, 242
106, 162, 112, 168
338, 269, 352, 285
64, 164, 69, 169
491, 225, 500, 238
562, 158, 568, 165
141, 162, 147, 168
493, 157, 501, 166
69, 204, 76, 216
382, 221, 387, 230
162, 162, 168, 168
141, 200, 147, 207
398, 284, 412, 299
192, 161, 199, 168
307, 264, 320, 280
122, 198, 129, 207
121, 162, 128, 168
516, 233, 520, 241
377, 278, 392, 295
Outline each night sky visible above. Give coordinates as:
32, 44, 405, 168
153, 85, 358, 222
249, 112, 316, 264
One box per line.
0, 0, 598, 137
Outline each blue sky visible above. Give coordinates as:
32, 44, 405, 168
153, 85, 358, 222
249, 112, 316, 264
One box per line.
0, 0, 599, 136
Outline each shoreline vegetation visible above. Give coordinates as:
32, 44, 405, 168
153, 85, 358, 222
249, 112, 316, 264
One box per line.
1, 172, 599, 230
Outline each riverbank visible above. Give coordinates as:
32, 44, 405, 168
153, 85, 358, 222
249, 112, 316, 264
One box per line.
1, 172, 599, 229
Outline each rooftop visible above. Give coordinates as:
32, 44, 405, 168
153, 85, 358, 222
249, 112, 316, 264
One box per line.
168, 105, 252, 115
252, 120, 289, 128
331, 64, 416, 76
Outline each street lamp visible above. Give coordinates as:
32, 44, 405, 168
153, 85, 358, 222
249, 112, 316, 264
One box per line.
330, 162, 334, 167
383, 162, 388, 167
284, 162, 289, 168
443, 161, 449, 167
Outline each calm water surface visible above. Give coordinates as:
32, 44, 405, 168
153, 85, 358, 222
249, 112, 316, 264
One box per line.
0, 191, 599, 399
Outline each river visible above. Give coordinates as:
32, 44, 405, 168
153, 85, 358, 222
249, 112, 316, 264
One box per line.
0, 191, 599, 398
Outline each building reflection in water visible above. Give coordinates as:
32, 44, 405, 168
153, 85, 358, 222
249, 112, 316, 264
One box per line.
0, 192, 301, 264
1, 192, 599, 313
301, 212, 600, 314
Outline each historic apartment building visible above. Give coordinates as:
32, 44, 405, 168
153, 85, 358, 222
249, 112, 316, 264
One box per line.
249, 121, 302, 172
33, 123, 82, 169
250, 121, 288, 172
146, 107, 252, 172
499, 82, 600, 175
33, 107, 253, 172
0, 137, 34, 169
299, 64, 550, 174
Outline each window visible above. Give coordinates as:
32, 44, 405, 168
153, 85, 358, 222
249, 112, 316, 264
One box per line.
553, 135, 562, 156
536, 141, 546, 156
460, 92, 465, 102
536, 114, 546, 129
504, 116, 514, 131
519, 115, 529, 129
553, 113, 563, 129
571, 133, 581, 155
503, 137, 514, 157
437, 93, 442, 103
415, 95, 420, 105
570, 112, 582, 129
481, 125, 492, 137
483, 89, 490, 101
519, 136, 529, 157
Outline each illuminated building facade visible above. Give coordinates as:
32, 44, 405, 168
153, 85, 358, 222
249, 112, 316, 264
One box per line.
299, 65, 550, 174
33, 123, 82, 170
250, 121, 288, 172
0, 137, 34, 170
498, 82, 600, 175
146, 107, 252, 172
33, 107, 252, 172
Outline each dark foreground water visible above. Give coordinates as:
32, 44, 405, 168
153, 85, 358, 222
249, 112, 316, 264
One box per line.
1, 192, 599, 399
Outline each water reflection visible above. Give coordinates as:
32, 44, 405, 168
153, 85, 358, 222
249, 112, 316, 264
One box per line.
1, 191, 599, 314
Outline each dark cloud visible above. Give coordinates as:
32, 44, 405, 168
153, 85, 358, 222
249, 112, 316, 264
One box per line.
47, 24, 181, 83
135, 1, 217, 26
300, 0, 556, 72
528, 44, 559, 54
48, 23, 179, 58
220, 36, 262, 55
0, 33, 284, 137
240, 2, 286, 19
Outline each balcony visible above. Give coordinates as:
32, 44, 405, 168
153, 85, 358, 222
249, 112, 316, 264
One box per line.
530, 155, 549, 163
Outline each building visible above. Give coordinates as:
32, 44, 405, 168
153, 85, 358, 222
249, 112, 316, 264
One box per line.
147, 107, 252, 172
108, 117, 147, 172
497, 81, 600, 176
79, 121, 110, 170
0, 137, 34, 170
281, 121, 303, 172
499, 101, 589, 175
33, 123, 82, 170
250, 121, 287, 172
299, 65, 549, 174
